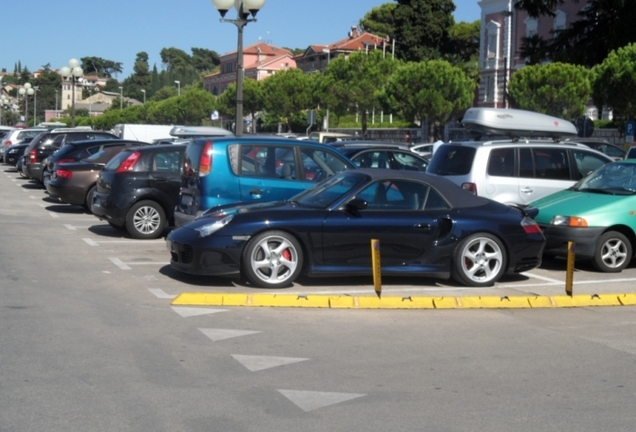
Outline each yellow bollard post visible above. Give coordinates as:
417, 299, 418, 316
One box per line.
565, 241, 575, 296
371, 239, 382, 298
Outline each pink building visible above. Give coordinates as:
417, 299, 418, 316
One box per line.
478, 0, 587, 109
204, 42, 296, 95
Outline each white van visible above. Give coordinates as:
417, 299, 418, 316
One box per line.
112, 124, 176, 143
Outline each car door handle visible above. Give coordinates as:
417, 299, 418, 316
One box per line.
520, 187, 534, 194
251, 188, 263, 195
414, 223, 432, 230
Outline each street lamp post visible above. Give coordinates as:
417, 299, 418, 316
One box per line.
55, 89, 59, 112
141, 89, 146, 104
323, 48, 331, 132
212, 0, 267, 137
119, 86, 123, 109
174, 80, 180, 96
60, 58, 84, 127
33, 86, 39, 126
0, 96, 9, 126
18, 83, 34, 126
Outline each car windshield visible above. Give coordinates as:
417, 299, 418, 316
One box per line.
574, 162, 636, 194
289, 172, 367, 209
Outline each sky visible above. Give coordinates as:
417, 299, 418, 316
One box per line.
1, 0, 480, 79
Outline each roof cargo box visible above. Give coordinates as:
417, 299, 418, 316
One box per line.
462, 108, 578, 139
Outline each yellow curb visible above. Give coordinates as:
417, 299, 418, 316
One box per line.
170, 293, 636, 309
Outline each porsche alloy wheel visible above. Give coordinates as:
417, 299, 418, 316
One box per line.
243, 230, 303, 288
453, 233, 506, 287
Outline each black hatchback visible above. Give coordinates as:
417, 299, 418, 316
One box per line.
92, 144, 185, 239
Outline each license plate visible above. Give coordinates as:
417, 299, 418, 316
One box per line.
181, 195, 193, 206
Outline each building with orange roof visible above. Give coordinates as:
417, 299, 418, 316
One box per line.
295, 26, 390, 74
204, 42, 296, 95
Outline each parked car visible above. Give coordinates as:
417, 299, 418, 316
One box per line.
46, 143, 146, 210
0, 128, 45, 161
565, 138, 625, 160
92, 144, 186, 239
532, 159, 636, 273
333, 144, 428, 171
3, 142, 30, 166
174, 137, 357, 227
625, 147, 636, 160
23, 129, 118, 184
426, 108, 614, 205
167, 169, 545, 288
42, 139, 147, 186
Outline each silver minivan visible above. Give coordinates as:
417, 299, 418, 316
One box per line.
427, 140, 613, 205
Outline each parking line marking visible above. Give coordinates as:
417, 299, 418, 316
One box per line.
522, 272, 562, 284
83, 239, 166, 245
109, 257, 131, 270
29, 196, 37, 199
83, 238, 99, 246
149, 289, 177, 299
64, 224, 77, 230
38, 203, 46, 207
125, 262, 170, 266
49, 212, 60, 218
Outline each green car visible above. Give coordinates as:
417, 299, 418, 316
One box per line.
531, 159, 636, 272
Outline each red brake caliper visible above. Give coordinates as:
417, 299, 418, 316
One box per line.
282, 249, 292, 261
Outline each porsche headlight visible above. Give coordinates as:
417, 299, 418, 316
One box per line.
551, 215, 588, 227
195, 215, 234, 237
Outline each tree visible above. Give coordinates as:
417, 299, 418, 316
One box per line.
360, 3, 397, 38
102, 78, 122, 93
147, 87, 217, 125
80, 56, 123, 78
508, 62, 591, 118
515, 0, 636, 68
33, 69, 63, 123
384, 60, 475, 140
393, 0, 455, 62
122, 52, 151, 101
261, 68, 313, 132
323, 50, 399, 137
191, 48, 221, 73
217, 78, 264, 132
593, 43, 636, 124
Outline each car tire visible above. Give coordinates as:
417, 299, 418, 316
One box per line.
42, 169, 51, 188
592, 231, 632, 273
452, 233, 506, 287
125, 200, 166, 240
84, 185, 97, 212
242, 230, 303, 288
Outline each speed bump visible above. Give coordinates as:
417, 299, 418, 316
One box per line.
171, 292, 636, 309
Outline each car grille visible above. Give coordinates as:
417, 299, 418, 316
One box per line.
173, 244, 194, 264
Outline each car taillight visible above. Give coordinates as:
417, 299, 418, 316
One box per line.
56, 169, 73, 179
461, 182, 477, 194
57, 158, 75, 164
29, 149, 38, 163
200, 141, 213, 177
5, 141, 12, 147
521, 217, 542, 234
116, 151, 142, 173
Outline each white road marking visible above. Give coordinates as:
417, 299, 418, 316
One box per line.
83, 238, 99, 246
198, 328, 261, 342
277, 390, 366, 412
149, 289, 176, 299
232, 355, 309, 372
64, 224, 76, 230
171, 307, 227, 318
521, 271, 562, 284
125, 262, 169, 266
109, 257, 131, 270
49, 212, 60, 218
82, 238, 165, 245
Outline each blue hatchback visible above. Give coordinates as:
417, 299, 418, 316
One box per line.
174, 137, 357, 226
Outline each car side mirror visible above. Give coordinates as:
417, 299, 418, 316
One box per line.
346, 198, 368, 211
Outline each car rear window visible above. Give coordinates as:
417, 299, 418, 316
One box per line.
104, 150, 133, 171
427, 145, 476, 175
